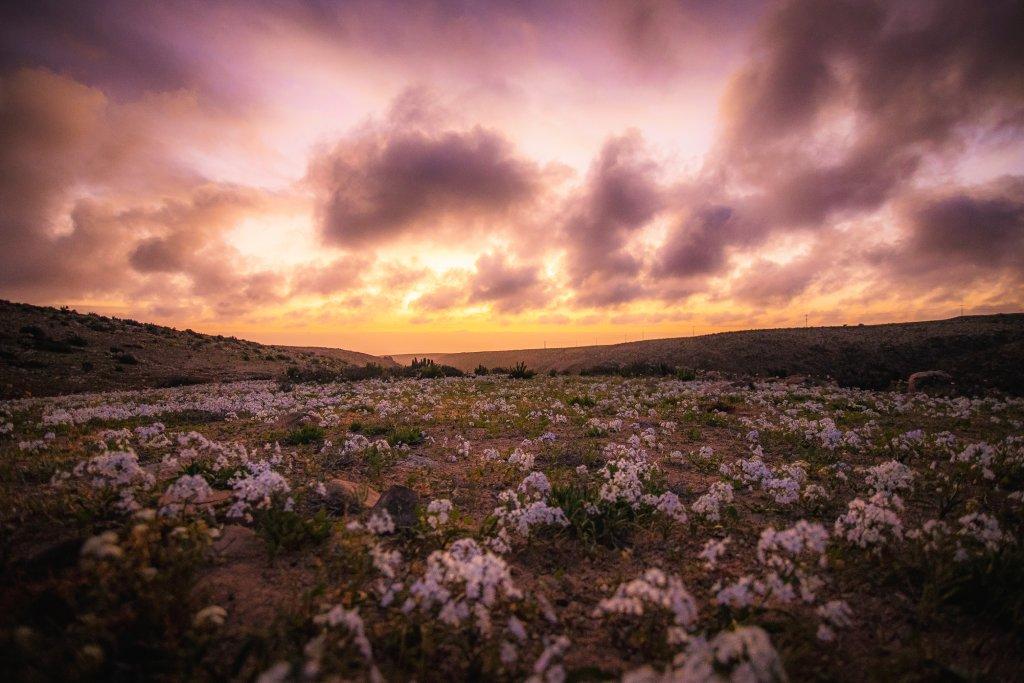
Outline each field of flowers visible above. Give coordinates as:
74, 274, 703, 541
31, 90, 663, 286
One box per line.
2, 374, 1022, 681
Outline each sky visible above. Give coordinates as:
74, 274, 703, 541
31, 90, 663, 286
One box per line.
1, 0, 1022, 355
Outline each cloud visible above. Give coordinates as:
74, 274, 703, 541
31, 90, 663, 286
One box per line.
469, 251, 549, 313
0, 67, 129, 296
2, 1, 1023, 338
870, 176, 1024, 293
561, 130, 664, 303
310, 96, 547, 248
413, 283, 466, 313
646, 0, 1024, 304
717, 0, 1024, 224
0, 67, 291, 315
290, 256, 372, 296
655, 205, 745, 279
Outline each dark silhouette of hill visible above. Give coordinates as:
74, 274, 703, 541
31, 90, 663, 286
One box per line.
0, 300, 395, 398
393, 315, 1024, 394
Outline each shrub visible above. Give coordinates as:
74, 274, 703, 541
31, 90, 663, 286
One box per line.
509, 361, 535, 379
283, 425, 325, 445
549, 481, 642, 548
253, 507, 332, 557
387, 425, 424, 447
675, 366, 697, 381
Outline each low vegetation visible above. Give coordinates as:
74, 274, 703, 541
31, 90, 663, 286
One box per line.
2, 371, 1022, 680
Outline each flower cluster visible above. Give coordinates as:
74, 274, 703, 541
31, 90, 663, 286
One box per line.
403, 538, 523, 636
834, 492, 904, 550
594, 568, 699, 645
864, 460, 914, 495
227, 459, 292, 520
489, 472, 569, 553
426, 498, 454, 531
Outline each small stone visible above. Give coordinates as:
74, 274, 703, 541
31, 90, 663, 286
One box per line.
324, 479, 380, 512
371, 485, 419, 529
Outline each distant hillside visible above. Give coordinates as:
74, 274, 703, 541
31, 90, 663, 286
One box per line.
0, 301, 395, 398
393, 315, 1024, 394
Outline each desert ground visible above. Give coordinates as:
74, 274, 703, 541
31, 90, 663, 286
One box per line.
2, 332, 1022, 680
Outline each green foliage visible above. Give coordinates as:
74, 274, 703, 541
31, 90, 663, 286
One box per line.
253, 507, 332, 557
674, 366, 696, 381
282, 425, 325, 445
180, 460, 243, 489
921, 544, 1024, 629
387, 426, 424, 447
2, 521, 212, 681
548, 481, 642, 548
365, 444, 399, 479
349, 421, 426, 468
401, 358, 464, 379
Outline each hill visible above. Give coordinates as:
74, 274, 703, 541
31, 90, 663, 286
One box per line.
393, 314, 1024, 393
0, 300, 395, 398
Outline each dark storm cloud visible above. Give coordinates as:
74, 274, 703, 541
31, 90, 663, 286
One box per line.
655, 205, 746, 279
311, 121, 545, 248
643, 0, 1024, 304
560, 131, 664, 303
718, 0, 1024, 225
871, 176, 1024, 289
0, 1, 200, 99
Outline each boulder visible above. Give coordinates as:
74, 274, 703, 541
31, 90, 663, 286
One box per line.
907, 370, 954, 396
324, 479, 380, 512
371, 485, 419, 529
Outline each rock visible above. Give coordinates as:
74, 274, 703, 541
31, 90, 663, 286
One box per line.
273, 412, 318, 430
202, 490, 234, 506
907, 370, 954, 396
212, 525, 263, 561
158, 488, 233, 510
397, 454, 436, 470
371, 485, 419, 529
16, 537, 83, 574
143, 460, 181, 479
324, 479, 380, 512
